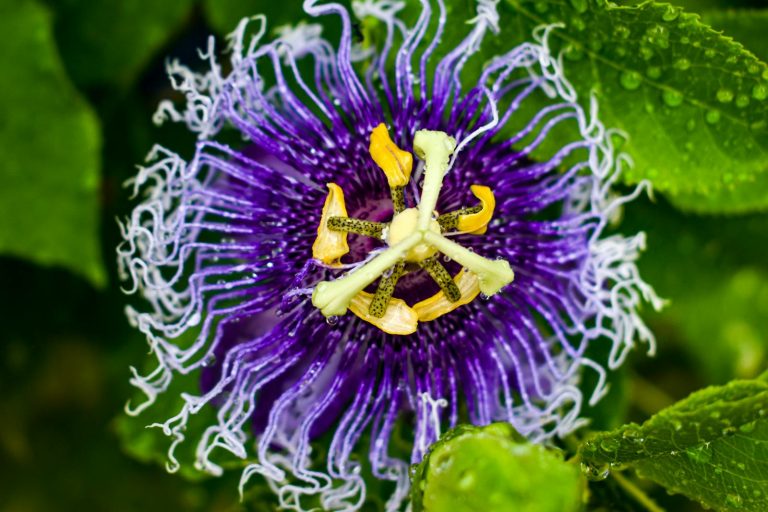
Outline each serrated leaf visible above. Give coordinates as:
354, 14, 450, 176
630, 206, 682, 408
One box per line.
0, 0, 104, 285
579, 379, 768, 511
46, 0, 196, 87
411, 423, 584, 512
500, 0, 768, 212
701, 8, 768, 63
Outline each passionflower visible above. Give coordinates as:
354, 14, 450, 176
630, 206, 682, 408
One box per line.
118, 0, 662, 509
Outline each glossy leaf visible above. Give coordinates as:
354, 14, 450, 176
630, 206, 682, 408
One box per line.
46, 0, 196, 87
500, 0, 768, 212
580, 378, 768, 511
0, 0, 104, 285
411, 423, 584, 512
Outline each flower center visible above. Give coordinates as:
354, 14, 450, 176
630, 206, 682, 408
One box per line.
311, 123, 514, 335
387, 208, 440, 262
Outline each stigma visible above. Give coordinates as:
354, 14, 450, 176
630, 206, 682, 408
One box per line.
311, 123, 514, 335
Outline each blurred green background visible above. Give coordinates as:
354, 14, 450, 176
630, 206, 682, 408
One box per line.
1, 0, 767, 511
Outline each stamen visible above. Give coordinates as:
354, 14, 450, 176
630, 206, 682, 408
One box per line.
312, 183, 350, 265
423, 231, 514, 296
413, 270, 481, 321
391, 186, 406, 214
369, 262, 406, 317
349, 291, 418, 335
328, 216, 386, 239
437, 205, 482, 231
312, 232, 421, 317
369, 123, 413, 188
413, 130, 457, 231
458, 185, 495, 234
419, 256, 461, 302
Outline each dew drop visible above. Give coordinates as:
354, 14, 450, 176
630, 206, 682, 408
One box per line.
646, 66, 662, 79
674, 58, 691, 70
716, 88, 734, 103
725, 494, 743, 509
662, 5, 679, 21
685, 444, 712, 464
663, 90, 683, 107
614, 25, 630, 39
736, 94, 750, 108
620, 71, 642, 91
569, 0, 588, 13
752, 83, 768, 101
705, 110, 721, 124
739, 421, 756, 433
326, 315, 339, 326
600, 438, 620, 451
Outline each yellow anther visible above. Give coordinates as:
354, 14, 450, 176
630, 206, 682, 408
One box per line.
312, 183, 349, 265
350, 291, 418, 335
458, 185, 495, 235
413, 270, 481, 321
369, 123, 413, 188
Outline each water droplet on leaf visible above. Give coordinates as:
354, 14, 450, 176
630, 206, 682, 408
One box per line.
620, 71, 642, 90
663, 90, 683, 107
717, 88, 734, 103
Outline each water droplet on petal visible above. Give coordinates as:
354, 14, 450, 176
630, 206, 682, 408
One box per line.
326, 315, 339, 326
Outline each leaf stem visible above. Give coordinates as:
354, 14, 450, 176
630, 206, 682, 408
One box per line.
612, 471, 665, 512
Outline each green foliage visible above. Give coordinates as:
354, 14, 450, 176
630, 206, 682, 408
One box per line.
45, 0, 196, 87
411, 423, 585, 512
203, 0, 305, 36
701, 9, 768, 63
622, 197, 768, 383
580, 378, 768, 511
0, 0, 104, 285
501, 0, 768, 213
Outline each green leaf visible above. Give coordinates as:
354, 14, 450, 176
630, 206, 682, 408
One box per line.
114, 370, 217, 481
701, 9, 768, 63
500, 0, 768, 212
579, 378, 768, 511
0, 0, 104, 285
45, 0, 196, 87
203, 0, 304, 36
411, 423, 584, 512
621, 197, 768, 383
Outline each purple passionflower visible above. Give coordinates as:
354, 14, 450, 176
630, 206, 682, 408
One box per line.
118, 0, 661, 509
